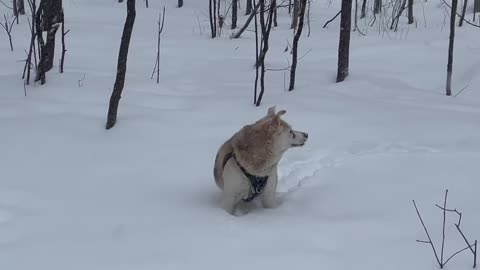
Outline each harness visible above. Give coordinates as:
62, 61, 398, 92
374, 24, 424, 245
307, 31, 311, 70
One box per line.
223, 152, 269, 202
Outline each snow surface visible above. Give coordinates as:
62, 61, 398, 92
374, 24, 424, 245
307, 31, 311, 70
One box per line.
1, 0, 480, 269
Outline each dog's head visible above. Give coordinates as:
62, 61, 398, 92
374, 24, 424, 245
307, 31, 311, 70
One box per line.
264, 106, 309, 152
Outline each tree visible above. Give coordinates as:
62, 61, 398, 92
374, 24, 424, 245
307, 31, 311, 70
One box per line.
408, 0, 414, 24
288, 0, 307, 91
17, 0, 25, 15
106, 0, 136, 129
336, 0, 352, 83
446, 0, 457, 96
35, 0, 64, 84
374, 0, 381, 14
290, 0, 299, 28
178, 0, 183, 7
232, 0, 238, 29
246, 0, 252, 15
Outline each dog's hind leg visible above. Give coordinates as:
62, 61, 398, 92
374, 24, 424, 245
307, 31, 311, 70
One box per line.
261, 167, 278, 209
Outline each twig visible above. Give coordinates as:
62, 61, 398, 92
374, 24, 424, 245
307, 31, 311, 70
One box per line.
0, 14, 15, 51
323, 10, 341, 28
440, 189, 448, 266
443, 244, 476, 266
454, 84, 469, 97
435, 204, 462, 226
413, 200, 442, 266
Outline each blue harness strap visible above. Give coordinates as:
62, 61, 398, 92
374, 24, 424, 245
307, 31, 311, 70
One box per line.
223, 152, 269, 202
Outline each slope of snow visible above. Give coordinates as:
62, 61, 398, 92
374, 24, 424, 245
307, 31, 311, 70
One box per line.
1, 0, 479, 269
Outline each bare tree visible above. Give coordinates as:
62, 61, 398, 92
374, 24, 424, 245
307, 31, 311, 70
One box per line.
336, 0, 352, 83
209, 0, 217, 38
255, 0, 275, 106
446, 0, 457, 96
35, 0, 64, 84
17, 0, 25, 15
290, 0, 299, 29
360, 0, 366, 18
60, 8, 69, 73
0, 14, 15, 51
459, 0, 468, 26
178, 0, 183, 7
374, 0, 381, 13
232, 0, 238, 29
408, 0, 414, 24
106, 0, 136, 129
231, 1, 258, 38
288, 0, 307, 91
151, 6, 165, 84
246, 0, 252, 15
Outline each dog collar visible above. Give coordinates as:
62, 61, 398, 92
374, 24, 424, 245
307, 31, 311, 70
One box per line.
224, 152, 269, 202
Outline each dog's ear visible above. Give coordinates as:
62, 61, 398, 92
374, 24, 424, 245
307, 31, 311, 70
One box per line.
271, 110, 286, 127
267, 106, 276, 117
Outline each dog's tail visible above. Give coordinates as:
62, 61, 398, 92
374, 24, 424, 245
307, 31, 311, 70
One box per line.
213, 139, 233, 190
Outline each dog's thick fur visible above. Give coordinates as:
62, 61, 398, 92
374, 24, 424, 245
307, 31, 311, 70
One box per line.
213, 106, 308, 215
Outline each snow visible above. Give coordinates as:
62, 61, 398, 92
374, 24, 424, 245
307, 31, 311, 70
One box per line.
1, 0, 479, 269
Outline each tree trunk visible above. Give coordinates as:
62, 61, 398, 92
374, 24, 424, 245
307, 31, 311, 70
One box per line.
446, 0, 457, 96
209, 0, 217, 38
408, 0, 414, 24
288, 0, 307, 91
106, 0, 136, 129
255, 0, 275, 106
246, 0, 252, 15
374, 0, 381, 14
232, 0, 238, 29
44, 24, 60, 71
459, 0, 468, 26
17, 0, 25, 15
291, 0, 299, 29
13, 0, 18, 18
336, 0, 352, 83
178, 0, 183, 7
231, 2, 258, 38
360, 0, 366, 18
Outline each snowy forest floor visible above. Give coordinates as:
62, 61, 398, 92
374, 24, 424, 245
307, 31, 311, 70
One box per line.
1, 0, 480, 269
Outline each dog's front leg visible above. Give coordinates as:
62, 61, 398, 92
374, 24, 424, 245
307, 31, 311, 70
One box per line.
261, 168, 278, 209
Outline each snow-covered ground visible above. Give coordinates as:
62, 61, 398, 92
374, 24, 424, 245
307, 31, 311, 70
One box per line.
1, 0, 479, 269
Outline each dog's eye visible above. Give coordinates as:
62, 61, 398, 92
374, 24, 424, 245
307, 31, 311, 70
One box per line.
290, 130, 296, 138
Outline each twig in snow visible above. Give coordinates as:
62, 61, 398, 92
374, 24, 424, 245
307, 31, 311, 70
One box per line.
453, 84, 469, 97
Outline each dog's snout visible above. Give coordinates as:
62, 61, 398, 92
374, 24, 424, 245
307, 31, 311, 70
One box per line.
303, 132, 309, 139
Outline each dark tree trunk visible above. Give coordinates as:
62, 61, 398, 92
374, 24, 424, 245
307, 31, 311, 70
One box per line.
446, 0, 457, 96
360, 0, 366, 18
255, 0, 275, 106
178, 0, 183, 7
209, 0, 217, 38
291, 0, 299, 29
231, 2, 258, 38
35, 0, 63, 83
288, 0, 307, 91
17, 0, 25, 15
374, 0, 381, 14
232, 0, 238, 29
336, 0, 352, 83
459, 0, 468, 26
13, 0, 18, 18
106, 0, 136, 129
44, 24, 59, 71
246, 0, 252, 15
273, 2, 278, 27
60, 9, 68, 73
408, 0, 414, 23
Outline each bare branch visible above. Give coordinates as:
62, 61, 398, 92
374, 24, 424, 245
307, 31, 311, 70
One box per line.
412, 200, 442, 266
323, 10, 341, 28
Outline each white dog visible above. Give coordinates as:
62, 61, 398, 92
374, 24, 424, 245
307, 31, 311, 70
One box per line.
213, 106, 308, 215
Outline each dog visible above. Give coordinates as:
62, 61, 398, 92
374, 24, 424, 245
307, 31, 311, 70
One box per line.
213, 106, 308, 215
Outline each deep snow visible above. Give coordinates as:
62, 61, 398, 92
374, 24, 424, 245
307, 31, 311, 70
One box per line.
1, 0, 479, 269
